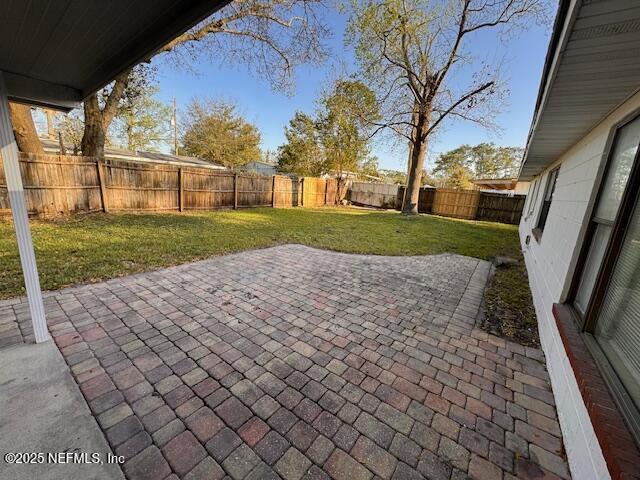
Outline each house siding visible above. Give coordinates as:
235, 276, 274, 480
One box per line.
519, 91, 640, 480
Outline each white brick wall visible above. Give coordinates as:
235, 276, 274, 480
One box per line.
519, 91, 640, 480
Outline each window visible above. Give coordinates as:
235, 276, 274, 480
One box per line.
527, 178, 540, 217
533, 167, 559, 238
571, 113, 640, 440
594, 199, 640, 420
575, 116, 640, 317
523, 181, 534, 214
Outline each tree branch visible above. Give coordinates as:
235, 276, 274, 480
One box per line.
102, 68, 132, 128
426, 81, 494, 136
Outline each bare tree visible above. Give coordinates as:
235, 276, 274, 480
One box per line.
13, 0, 329, 158
79, 0, 329, 158
347, 0, 547, 214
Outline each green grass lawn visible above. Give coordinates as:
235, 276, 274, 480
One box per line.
0, 207, 537, 344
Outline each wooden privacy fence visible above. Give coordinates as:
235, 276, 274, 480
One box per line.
397, 186, 435, 214
357, 183, 525, 224
350, 182, 398, 208
0, 153, 342, 217
476, 191, 526, 224
432, 188, 480, 220
302, 177, 328, 207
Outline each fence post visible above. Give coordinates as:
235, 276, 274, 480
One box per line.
178, 168, 184, 212
300, 178, 304, 207
272, 175, 276, 208
234, 173, 238, 209
324, 180, 328, 206
96, 159, 108, 213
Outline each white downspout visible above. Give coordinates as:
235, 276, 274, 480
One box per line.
0, 71, 49, 343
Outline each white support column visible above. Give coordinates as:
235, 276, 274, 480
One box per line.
0, 72, 49, 343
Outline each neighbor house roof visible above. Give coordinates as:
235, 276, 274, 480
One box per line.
40, 138, 227, 170
471, 178, 518, 190
245, 160, 278, 166
519, 0, 640, 180
1, 0, 229, 110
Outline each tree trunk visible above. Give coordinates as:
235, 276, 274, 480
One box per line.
8, 102, 44, 154
402, 111, 429, 215
80, 69, 131, 159
81, 94, 106, 158
336, 174, 347, 204
45, 109, 56, 139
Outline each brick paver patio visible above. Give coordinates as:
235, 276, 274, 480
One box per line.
0, 245, 570, 479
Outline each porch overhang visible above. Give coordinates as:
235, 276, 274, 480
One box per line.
0, 0, 229, 110
470, 178, 517, 191
519, 0, 640, 181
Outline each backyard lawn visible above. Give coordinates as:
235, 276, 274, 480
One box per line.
0, 207, 537, 345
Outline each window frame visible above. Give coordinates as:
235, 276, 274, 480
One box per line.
532, 167, 560, 241
523, 181, 535, 215
567, 110, 640, 443
526, 177, 540, 218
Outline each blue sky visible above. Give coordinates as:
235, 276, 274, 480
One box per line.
152, 9, 552, 172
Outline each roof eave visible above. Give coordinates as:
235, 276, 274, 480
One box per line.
518, 0, 573, 181
4, 0, 230, 110
5, 72, 81, 111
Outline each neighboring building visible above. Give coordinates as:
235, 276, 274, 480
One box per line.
470, 178, 529, 195
518, 2, 640, 479
241, 160, 278, 175
41, 138, 227, 170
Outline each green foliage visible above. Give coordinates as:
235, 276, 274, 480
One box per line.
359, 157, 380, 178
379, 168, 432, 185
432, 143, 523, 188
182, 98, 261, 168
432, 146, 474, 188
470, 143, 523, 178
379, 169, 407, 185
277, 79, 379, 177
277, 112, 324, 176
111, 84, 172, 152
318, 79, 379, 175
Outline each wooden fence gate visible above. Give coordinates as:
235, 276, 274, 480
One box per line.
273, 175, 301, 208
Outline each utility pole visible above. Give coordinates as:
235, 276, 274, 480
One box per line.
172, 97, 179, 156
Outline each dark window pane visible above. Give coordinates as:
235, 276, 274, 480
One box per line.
536, 168, 559, 233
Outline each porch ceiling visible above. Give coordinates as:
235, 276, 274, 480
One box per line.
520, 0, 640, 180
0, 0, 229, 110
